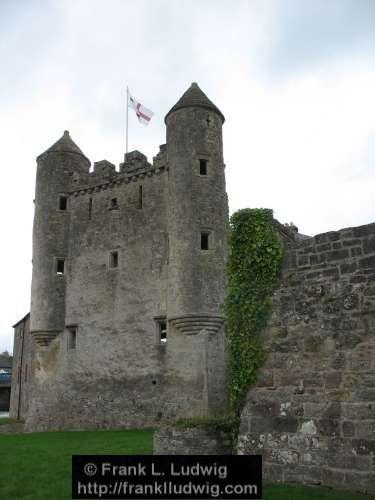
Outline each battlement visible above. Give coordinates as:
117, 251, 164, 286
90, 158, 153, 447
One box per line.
120, 150, 151, 174
69, 149, 168, 197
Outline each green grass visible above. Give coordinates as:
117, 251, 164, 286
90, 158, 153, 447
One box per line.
0, 429, 153, 499
0, 429, 373, 499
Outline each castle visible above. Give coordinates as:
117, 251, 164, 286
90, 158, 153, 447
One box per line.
10, 83, 229, 430
10, 83, 375, 494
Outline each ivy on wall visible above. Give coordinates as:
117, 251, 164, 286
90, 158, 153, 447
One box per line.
224, 208, 283, 418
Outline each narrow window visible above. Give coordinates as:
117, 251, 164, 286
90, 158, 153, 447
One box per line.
110, 198, 118, 210
158, 320, 167, 344
199, 159, 208, 175
138, 185, 143, 209
59, 196, 68, 210
201, 232, 209, 250
109, 251, 118, 269
88, 198, 93, 220
67, 326, 77, 350
56, 259, 65, 275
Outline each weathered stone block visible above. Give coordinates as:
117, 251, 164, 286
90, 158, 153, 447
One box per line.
351, 247, 363, 257
263, 463, 284, 482
363, 236, 375, 254
355, 420, 375, 439
351, 439, 375, 456
343, 239, 360, 247
341, 403, 375, 420
353, 223, 375, 237
324, 372, 342, 389
298, 255, 309, 266
325, 249, 349, 262
360, 255, 375, 269
316, 419, 340, 437
340, 262, 357, 274
344, 471, 375, 494
316, 243, 331, 252
154, 426, 233, 455
342, 421, 355, 437
327, 453, 371, 471
321, 468, 345, 489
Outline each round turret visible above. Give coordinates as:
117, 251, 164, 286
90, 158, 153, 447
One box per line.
31, 131, 90, 346
165, 83, 229, 416
165, 82, 228, 318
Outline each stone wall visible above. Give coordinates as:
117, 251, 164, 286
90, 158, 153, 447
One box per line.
154, 426, 232, 455
0, 422, 24, 433
238, 222, 375, 494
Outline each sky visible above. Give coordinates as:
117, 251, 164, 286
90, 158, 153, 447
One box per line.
1, 0, 375, 353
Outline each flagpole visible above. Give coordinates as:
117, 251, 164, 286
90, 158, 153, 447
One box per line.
126, 86, 129, 154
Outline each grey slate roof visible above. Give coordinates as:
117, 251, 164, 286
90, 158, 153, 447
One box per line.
165, 82, 225, 123
12, 312, 30, 328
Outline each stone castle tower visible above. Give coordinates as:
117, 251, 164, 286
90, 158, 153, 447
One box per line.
25, 83, 229, 431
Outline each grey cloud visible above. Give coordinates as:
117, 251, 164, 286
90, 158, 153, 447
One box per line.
266, 0, 375, 75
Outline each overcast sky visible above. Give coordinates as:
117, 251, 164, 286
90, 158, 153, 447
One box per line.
1, 0, 375, 352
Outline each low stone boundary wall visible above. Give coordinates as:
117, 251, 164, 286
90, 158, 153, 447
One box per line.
0, 422, 25, 433
154, 426, 232, 455
238, 222, 375, 495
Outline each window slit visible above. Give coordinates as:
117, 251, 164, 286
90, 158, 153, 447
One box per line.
88, 198, 93, 219
201, 232, 209, 250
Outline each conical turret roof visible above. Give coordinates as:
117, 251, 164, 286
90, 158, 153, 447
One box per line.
38, 130, 89, 160
165, 82, 225, 123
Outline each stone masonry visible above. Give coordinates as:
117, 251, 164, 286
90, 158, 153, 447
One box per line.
238, 222, 375, 494
12, 83, 229, 431
154, 426, 232, 455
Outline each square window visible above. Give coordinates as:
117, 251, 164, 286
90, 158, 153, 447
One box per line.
199, 159, 208, 175
110, 198, 118, 210
56, 259, 65, 275
201, 232, 209, 250
59, 196, 67, 210
109, 251, 119, 269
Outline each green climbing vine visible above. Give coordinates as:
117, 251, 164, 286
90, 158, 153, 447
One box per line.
224, 208, 283, 420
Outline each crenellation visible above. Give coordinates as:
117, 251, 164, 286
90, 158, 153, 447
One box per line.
120, 149, 151, 174
91, 160, 117, 183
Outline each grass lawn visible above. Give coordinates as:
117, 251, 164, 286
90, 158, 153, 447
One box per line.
0, 429, 153, 500
0, 429, 373, 500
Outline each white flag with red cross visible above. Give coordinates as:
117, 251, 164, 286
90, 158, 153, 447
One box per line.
128, 91, 154, 126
